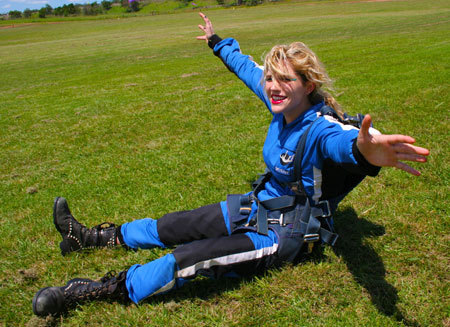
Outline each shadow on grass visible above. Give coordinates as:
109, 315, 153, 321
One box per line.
333, 207, 418, 326
145, 206, 418, 325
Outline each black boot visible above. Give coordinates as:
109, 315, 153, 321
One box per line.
32, 271, 129, 316
53, 197, 126, 255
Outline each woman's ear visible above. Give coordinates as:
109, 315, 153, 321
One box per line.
306, 81, 316, 95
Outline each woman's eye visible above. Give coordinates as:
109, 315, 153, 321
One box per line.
265, 76, 296, 82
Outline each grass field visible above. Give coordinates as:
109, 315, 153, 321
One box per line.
0, 0, 449, 325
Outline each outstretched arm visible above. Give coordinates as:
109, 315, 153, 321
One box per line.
356, 115, 430, 176
195, 12, 271, 110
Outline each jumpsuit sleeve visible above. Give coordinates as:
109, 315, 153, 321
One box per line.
310, 118, 381, 177
211, 37, 271, 111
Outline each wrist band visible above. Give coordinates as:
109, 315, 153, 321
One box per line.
208, 34, 223, 50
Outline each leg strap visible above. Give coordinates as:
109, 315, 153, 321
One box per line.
256, 195, 296, 235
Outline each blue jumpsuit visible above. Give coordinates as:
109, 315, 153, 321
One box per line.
120, 38, 380, 304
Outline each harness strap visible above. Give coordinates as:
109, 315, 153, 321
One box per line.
252, 169, 272, 199
256, 197, 338, 245
289, 115, 321, 195
267, 216, 337, 244
256, 195, 296, 235
265, 200, 329, 222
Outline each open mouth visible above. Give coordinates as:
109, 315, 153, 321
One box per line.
271, 95, 286, 104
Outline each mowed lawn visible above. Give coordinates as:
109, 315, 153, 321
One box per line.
0, 0, 448, 325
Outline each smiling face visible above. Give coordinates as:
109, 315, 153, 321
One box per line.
264, 62, 315, 124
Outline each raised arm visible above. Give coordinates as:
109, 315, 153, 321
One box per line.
356, 115, 430, 176
196, 13, 271, 110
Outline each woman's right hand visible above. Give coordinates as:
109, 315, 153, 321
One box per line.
196, 12, 215, 43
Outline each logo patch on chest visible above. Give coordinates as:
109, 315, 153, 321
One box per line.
274, 166, 290, 175
280, 151, 295, 165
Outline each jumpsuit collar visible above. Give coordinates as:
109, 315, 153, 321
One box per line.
282, 101, 325, 128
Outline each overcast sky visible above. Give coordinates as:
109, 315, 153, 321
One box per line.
0, 0, 88, 13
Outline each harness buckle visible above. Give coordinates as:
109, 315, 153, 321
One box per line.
343, 113, 364, 128
266, 213, 287, 226
304, 233, 320, 243
280, 213, 286, 226
239, 207, 252, 215
289, 182, 306, 196
317, 200, 331, 218
267, 218, 279, 224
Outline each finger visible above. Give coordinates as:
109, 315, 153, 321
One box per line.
360, 114, 372, 136
384, 134, 416, 145
396, 153, 428, 163
196, 36, 207, 40
199, 12, 209, 24
392, 143, 430, 156
395, 161, 421, 176
409, 145, 430, 156
198, 24, 205, 31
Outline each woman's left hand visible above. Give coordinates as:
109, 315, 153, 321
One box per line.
356, 115, 430, 176
196, 12, 215, 43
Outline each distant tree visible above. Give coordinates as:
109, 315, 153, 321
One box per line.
75, 4, 83, 14
68, 3, 77, 14
82, 5, 89, 15
55, 4, 77, 16
62, 4, 69, 16
83, 2, 103, 15
101, 0, 112, 10
38, 7, 46, 18
53, 7, 62, 16
8, 10, 22, 19
92, 2, 103, 14
45, 4, 53, 15
128, 0, 139, 12
23, 8, 32, 18
83, 4, 93, 15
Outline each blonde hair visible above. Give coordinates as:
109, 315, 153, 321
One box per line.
263, 42, 343, 118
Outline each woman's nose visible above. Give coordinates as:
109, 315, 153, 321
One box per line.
270, 79, 281, 90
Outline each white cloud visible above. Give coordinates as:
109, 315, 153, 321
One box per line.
2, 3, 11, 8
8, 0, 28, 3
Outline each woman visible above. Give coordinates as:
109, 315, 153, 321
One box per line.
32, 13, 429, 316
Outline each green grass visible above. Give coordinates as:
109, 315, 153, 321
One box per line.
0, 0, 449, 325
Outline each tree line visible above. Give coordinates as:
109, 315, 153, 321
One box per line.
6, 0, 139, 19
4, 0, 266, 19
